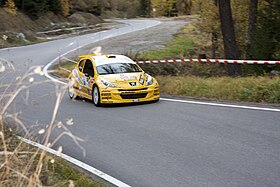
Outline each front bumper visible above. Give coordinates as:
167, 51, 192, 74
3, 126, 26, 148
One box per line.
100, 86, 160, 104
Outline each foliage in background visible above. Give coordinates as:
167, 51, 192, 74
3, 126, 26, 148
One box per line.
0, 0, 194, 19
250, 0, 280, 60
193, 0, 280, 75
4, 0, 17, 15
151, 0, 177, 17
194, 0, 250, 59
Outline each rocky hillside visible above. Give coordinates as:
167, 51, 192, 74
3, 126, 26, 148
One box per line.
0, 0, 144, 47
0, 7, 103, 47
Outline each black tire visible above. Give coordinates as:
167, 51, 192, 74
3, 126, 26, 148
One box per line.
92, 85, 101, 106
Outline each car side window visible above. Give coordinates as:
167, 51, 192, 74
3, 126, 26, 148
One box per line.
78, 60, 85, 72
83, 60, 94, 77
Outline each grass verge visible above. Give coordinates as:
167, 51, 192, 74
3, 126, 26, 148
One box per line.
157, 76, 280, 103
137, 23, 208, 60
0, 126, 105, 187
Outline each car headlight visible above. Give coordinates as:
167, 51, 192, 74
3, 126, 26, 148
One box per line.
100, 78, 119, 88
146, 75, 154, 86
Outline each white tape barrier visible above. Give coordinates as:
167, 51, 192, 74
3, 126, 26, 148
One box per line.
136, 58, 280, 65
61, 56, 280, 65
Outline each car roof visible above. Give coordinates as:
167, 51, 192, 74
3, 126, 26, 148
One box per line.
80, 54, 136, 66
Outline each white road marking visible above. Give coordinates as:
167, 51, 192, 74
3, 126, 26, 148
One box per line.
160, 98, 280, 112
67, 41, 76, 47
19, 137, 131, 187
43, 46, 80, 85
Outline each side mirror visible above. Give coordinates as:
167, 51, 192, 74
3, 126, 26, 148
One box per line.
84, 73, 89, 77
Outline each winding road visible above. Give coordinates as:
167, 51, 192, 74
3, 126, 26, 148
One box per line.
1, 19, 280, 187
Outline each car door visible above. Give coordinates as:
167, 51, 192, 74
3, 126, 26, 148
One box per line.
80, 59, 95, 98
71, 59, 86, 96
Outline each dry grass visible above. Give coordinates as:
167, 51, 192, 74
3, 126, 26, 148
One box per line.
157, 75, 280, 103
0, 59, 104, 186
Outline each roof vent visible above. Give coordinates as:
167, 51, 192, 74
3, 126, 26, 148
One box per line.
107, 55, 116, 58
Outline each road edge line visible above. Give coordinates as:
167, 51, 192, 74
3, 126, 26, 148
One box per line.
19, 137, 131, 187
160, 98, 280, 112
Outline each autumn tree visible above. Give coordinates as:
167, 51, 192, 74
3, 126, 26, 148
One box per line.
60, 0, 70, 17
176, 0, 192, 15
151, 0, 177, 17
195, 0, 220, 58
4, 0, 17, 15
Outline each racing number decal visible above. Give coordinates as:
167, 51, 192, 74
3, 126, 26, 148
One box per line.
72, 69, 92, 96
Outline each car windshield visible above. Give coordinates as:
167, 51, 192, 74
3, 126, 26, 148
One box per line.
96, 63, 142, 75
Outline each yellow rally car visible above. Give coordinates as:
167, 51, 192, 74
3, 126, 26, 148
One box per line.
68, 54, 160, 106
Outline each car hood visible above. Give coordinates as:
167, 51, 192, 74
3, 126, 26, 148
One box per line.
99, 72, 149, 88
99, 72, 143, 82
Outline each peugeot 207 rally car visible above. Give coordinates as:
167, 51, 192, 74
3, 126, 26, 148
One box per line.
68, 54, 160, 106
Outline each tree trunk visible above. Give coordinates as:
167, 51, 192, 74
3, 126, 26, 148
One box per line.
246, 0, 258, 57
211, 32, 218, 58
217, 0, 241, 76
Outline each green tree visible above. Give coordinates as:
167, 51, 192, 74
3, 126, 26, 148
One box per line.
21, 0, 49, 19
250, 0, 280, 60
48, 0, 61, 14
176, 0, 192, 15
140, 0, 151, 17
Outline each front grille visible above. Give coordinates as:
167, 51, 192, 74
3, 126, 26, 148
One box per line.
118, 88, 147, 92
120, 93, 147, 99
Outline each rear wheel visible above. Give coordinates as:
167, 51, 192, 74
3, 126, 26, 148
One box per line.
92, 86, 100, 106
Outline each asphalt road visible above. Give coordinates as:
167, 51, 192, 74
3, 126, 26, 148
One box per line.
1, 19, 280, 187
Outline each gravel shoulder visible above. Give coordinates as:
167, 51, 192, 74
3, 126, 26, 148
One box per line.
70, 18, 190, 57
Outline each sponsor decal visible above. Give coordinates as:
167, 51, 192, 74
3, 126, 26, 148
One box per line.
72, 69, 83, 85
120, 74, 137, 81
72, 69, 90, 87
82, 76, 90, 87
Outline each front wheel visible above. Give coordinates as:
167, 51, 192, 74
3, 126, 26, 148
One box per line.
92, 86, 100, 106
